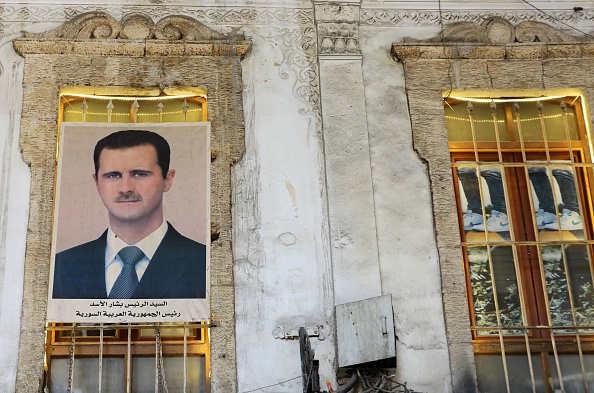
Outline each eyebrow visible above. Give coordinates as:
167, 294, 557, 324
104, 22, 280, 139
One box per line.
130, 169, 153, 176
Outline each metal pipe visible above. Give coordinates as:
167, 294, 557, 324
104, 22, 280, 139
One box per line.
336, 370, 358, 393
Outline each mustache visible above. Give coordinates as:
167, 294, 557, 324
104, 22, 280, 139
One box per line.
115, 193, 142, 202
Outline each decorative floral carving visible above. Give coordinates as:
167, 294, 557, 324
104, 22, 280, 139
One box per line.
260, 27, 321, 121
516, 21, 579, 43
318, 22, 359, 54
314, 4, 359, 22
120, 13, 154, 40
21, 11, 244, 41
154, 15, 226, 40
23, 12, 120, 39
0, 5, 314, 26
360, 8, 594, 29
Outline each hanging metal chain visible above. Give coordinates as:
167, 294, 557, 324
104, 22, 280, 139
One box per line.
154, 325, 169, 393
67, 325, 76, 393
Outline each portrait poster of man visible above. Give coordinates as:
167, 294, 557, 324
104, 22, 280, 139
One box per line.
46, 123, 210, 323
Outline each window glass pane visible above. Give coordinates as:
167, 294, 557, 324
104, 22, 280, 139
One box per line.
528, 165, 585, 241
136, 99, 203, 123
63, 98, 130, 123
466, 246, 522, 335
446, 101, 508, 142
514, 101, 579, 142
456, 165, 510, 243
132, 356, 206, 393
475, 354, 545, 393
542, 244, 594, 330
50, 357, 124, 393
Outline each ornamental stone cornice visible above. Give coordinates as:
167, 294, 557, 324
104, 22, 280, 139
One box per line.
391, 18, 593, 61
12, 11, 251, 57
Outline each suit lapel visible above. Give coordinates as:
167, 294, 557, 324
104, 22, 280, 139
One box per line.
134, 226, 189, 298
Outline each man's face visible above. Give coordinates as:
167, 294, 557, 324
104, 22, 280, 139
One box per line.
93, 145, 175, 228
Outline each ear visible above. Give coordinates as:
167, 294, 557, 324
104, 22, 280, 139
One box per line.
92, 173, 99, 192
163, 169, 175, 192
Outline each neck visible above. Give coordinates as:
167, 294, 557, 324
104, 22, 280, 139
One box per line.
109, 217, 164, 245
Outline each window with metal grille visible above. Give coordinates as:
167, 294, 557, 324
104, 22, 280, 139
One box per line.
46, 87, 209, 393
446, 93, 594, 393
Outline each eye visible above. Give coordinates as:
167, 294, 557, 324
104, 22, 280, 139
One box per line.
133, 171, 149, 178
105, 172, 121, 179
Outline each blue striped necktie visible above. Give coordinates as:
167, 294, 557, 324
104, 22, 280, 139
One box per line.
108, 246, 145, 299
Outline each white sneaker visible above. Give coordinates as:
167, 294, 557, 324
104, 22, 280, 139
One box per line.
472, 210, 509, 232
463, 210, 484, 231
544, 209, 583, 231
535, 209, 557, 230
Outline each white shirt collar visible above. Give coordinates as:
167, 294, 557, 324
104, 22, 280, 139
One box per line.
105, 221, 168, 268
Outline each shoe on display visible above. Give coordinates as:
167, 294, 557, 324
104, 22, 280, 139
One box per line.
535, 209, 557, 230
463, 210, 484, 231
472, 210, 509, 232
544, 209, 583, 231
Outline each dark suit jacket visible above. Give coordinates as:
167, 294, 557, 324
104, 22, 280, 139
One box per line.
52, 224, 206, 299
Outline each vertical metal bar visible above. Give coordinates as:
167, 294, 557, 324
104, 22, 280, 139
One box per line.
157, 102, 164, 123
537, 102, 551, 162
513, 104, 538, 393
81, 98, 88, 123
182, 99, 189, 122
132, 99, 139, 123
557, 102, 590, 392
467, 101, 480, 162
484, 245, 512, 393
98, 324, 104, 393
67, 325, 76, 393
184, 325, 188, 393
107, 100, 114, 123
534, 101, 565, 392
127, 324, 132, 393
155, 328, 159, 393
491, 102, 503, 163
466, 102, 487, 244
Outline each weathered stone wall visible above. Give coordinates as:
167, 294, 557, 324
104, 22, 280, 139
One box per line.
3, 1, 594, 392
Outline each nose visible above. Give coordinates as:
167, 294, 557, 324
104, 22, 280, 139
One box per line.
120, 174, 135, 193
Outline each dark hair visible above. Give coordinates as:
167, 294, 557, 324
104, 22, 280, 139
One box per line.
94, 130, 170, 179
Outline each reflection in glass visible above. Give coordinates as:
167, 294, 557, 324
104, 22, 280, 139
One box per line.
542, 245, 594, 330
457, 165, 510, 242
467, 246, 522, 335
528, 166, 584, 240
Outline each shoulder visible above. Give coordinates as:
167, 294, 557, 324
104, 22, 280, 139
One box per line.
164, 224, 206, 251
55, 232, 107, 261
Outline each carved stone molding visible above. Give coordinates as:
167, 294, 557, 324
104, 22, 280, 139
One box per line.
0, 5, 314, 26
318, 22, 359, 54
409, 17, 581, 44
13, 12, 251, 58
314, 3, 360, 56
22, 11, 238, 41
314, 3, 359, 22
259, 26, 321, 122
361, 8, 594, 28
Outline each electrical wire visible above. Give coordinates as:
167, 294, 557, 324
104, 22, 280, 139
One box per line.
241, 375, 303, 393
519, 0, 594, 40
438, 0, 455, 101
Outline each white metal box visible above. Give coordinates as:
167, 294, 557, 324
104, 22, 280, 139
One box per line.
336, 294, 396, 368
